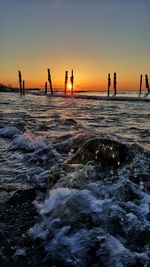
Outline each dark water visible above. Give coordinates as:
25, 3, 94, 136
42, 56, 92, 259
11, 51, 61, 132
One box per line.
0, 92, 150, 267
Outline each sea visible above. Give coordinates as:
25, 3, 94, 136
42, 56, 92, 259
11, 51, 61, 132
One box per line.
0, 91, 150, 267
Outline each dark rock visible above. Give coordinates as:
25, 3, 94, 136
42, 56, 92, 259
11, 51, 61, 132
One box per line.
68, 138, 132, 168
54, 133, 95, 154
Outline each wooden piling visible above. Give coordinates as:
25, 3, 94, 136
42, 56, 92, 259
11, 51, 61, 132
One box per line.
47, 68, 53, 95
45, 82, 48, 95
22, 80, 25, 95
145, 74, 149, 94
113, 72, 117, 96
139, 74, 143, 96
108, 73, 111, 97
70, 69, 74, 95
64, 71, 68, 95
18, 71, 22, 95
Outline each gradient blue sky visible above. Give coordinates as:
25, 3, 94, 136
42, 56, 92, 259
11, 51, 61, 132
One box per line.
0, 0, 150, 89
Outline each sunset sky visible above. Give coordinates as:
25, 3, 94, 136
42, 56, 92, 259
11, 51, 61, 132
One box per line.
0, 0, 150, 90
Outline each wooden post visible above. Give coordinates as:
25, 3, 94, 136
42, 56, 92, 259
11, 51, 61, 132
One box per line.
45, 82, 48, 95
113, 72, 117, 96
18, 71, 22, 95
64, 71, 68, 95
70, 69, 74, 95
145, 74, 149, 94
47, 68, 53, 95
22, 80, 25, 96
139, 74, 143, 96
108, 73, 111, 96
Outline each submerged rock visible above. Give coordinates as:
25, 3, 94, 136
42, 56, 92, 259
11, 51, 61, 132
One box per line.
68, 138, 132, 168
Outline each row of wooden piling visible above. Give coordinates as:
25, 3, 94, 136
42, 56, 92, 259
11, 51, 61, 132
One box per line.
107, 73, 149, 96
18, 70, 149, 97
45, 69, 74, 96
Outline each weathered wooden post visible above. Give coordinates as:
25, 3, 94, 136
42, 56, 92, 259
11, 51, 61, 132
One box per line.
108, 73, 111, 96
45, 82, 48, 95
47, 68, 53, 95
113, 72, 117, 96
145, 74, 149, 94
64, 71, 68, 95
18, 71, 22, 95
22, 80, 25, 96
70, 69, 74, 95
139, 74, 143, 96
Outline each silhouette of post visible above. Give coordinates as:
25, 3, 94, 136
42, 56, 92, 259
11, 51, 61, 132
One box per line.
47, 68, 53, 95
64, 71, 68, 95
22, 80, 25, 96
139, 74, 143, 96
45, 82, 48, 95
113, 72, 117, 96
145, 74, 149, 94
70, 70, 74, 95
18, 71, 22, 95
108, 73, 111, 96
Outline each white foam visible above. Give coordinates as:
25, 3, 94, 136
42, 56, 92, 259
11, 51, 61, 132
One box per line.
29, 177, 150, 266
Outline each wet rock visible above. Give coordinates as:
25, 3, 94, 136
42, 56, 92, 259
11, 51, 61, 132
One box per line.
68, 138, 132, 168
54, 132, 95, 154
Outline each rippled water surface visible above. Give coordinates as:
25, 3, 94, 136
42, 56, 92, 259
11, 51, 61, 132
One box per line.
1, 92, 149, 144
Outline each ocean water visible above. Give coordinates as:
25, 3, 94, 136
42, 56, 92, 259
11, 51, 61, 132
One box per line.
0, 92, 150, 267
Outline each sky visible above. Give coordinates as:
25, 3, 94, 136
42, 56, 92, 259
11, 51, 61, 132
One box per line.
0, 0, 150, 90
